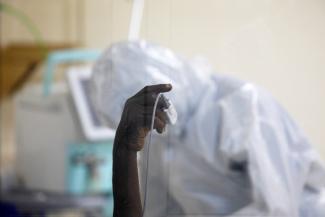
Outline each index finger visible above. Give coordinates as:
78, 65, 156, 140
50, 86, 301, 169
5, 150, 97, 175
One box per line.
141, 84, 172, 94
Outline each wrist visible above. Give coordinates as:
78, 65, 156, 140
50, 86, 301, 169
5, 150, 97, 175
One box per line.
114, 123, 140, 152
115, 106, 147, 152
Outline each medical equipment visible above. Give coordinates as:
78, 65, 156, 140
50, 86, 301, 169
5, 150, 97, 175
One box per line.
15, 50, 114, 197
160, 94, 178, 125
67, 67, 115, 141
128, 0, 145, 40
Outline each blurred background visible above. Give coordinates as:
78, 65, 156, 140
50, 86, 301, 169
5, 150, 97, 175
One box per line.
0, 0, 324, 216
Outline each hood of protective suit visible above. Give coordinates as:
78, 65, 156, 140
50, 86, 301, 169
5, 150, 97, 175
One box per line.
91, 40, 212, 132
91, 40, 325, 217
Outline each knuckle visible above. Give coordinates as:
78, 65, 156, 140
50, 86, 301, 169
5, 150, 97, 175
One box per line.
125, 98, 133, 107
143, 85, 149, 93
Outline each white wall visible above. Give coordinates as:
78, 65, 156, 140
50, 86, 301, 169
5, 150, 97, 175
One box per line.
1, 0, 324, 159
172, 0, 325, 159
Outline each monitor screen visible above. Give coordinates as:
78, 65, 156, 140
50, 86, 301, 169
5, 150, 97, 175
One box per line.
67, 67, 115, 141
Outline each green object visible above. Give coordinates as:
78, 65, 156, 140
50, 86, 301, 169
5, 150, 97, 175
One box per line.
43, 49, 101, 96
0, 2, 47, 57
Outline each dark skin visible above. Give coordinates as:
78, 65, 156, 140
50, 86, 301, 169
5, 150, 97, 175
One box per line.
112, 84, 172, 217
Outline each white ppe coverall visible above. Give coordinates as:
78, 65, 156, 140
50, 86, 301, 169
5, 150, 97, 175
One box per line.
91, 40, 325, 217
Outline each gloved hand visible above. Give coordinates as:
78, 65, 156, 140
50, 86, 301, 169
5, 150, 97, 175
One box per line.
116, 84, 172, 152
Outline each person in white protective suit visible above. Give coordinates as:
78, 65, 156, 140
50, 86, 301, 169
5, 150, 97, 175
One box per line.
91, 40, 325, 217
